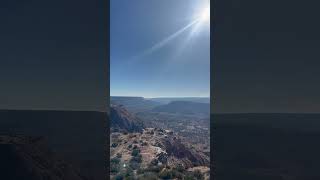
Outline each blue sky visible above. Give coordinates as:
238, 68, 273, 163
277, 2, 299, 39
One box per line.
111, 0, 210, 98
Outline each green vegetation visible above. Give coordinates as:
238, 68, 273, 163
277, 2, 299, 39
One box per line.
158, 168, 184, 180
184, 175, 195, 180
183, 170, 205, 180
137, 172, 158, 180
129, 147, 142, 170
114, 174, 123, 180
112, 165, 135, 180
124, 167, 134, 179
111, 157, 121, 164
131, 148, 140, 156
110, 157, 121, 174
131, 154, 142, 163
113, 161, 206, 180
158, 168, 174, 179
150, 158, 158, 166
193, 170, 204, 179
145, 165, 164, 173
111, 143, 118, 148
175, 164, 185, 172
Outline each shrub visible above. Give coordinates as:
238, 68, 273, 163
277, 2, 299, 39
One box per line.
116, 153, 122, 158
111, 143, 118, 148
184, 175, 194, 180
175, 164, 185, 173
157, 168, 185, 179
110, 157, 121, 174
193, 170, 204, 179
145, 165, 163, 173
132, 154, 142, 163
137, 168, 145, 174
110, 163, 120, 174
131, 149, 140, 157
124, 167, 134, 178
158, 169, 173, 179
111, 157, 121, 164
129, 161, 140, 170
171, 169, 182, 178
184, 170, 204, 180
138, 172, 158, 180
150, 159, 158, 166
114, 174, 123, 180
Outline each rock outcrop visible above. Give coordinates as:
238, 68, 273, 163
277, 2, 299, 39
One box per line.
110, 104, 144, 133
160, 133, 209, 167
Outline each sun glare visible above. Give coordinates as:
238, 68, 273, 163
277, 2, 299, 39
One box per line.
195, 4, 210, 23
199, 6, 210, 23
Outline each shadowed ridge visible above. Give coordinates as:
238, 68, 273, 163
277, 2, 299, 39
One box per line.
110, 104, 144, 133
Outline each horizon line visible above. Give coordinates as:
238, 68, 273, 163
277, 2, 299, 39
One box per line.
110, 95, 210, 99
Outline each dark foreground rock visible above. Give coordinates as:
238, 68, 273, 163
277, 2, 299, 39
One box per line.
0, 135, 87, 180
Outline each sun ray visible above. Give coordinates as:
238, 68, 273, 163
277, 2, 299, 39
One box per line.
128, 19, 199, 63
127, 2, 210, 64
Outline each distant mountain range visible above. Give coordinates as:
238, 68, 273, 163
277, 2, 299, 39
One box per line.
152, 101, 210, 115
150, 97, 210, 104
110, 96, 210, 114
111, 96, 162, 113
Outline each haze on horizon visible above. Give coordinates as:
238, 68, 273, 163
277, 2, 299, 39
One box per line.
111, 95, 210, 99
110, 0, 210, 98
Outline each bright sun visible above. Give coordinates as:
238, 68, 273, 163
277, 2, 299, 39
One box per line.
193, 2, 210, 25
199, 6, 210, 23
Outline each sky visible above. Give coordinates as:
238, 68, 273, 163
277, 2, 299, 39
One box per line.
2, 0, 319, 112
213, 0, 320, 113
0, 0, 108, 111
110, 0, 210, 98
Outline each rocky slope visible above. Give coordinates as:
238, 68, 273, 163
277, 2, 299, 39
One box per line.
110, 128, 210, 179
110, 104, 144, 133
110, 104, 210, 179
